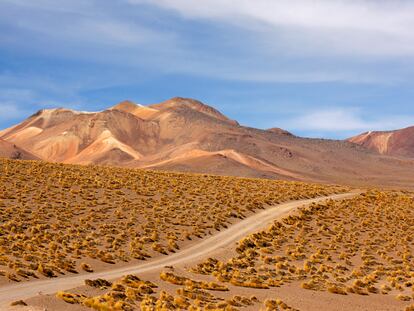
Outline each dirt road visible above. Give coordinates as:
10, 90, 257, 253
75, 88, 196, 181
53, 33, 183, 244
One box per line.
0, 192, 358, 307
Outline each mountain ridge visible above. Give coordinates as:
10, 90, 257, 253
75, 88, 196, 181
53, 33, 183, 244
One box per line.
1, 97, 414, 188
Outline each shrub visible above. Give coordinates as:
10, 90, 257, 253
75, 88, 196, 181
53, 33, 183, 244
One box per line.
56, 291, 86, 304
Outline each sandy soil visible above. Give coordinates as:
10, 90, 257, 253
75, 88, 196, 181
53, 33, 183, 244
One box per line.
0, 192, 358, 309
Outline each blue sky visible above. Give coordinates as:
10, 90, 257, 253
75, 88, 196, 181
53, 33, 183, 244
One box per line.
1, 0, 414, 138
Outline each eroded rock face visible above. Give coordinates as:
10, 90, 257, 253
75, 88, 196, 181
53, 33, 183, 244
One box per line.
348, 126, 414, 158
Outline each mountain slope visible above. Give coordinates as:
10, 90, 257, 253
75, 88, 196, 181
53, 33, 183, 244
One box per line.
0, 138, 39, 160
0, 107, 160, 163
1, 97, 414, 188
348, 126, 414, 158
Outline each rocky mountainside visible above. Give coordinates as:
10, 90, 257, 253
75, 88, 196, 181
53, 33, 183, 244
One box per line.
348, 126, 414, 158
1, 97, 414, 188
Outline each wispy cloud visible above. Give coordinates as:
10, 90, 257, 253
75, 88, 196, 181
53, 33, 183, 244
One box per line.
133, 0, 414, 58
278, 107, 414, 135
2, 0, 413, 85
0, 0, 178, 65
0, 0, 413, 137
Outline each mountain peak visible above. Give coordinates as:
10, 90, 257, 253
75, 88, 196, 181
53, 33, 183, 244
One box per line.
151, 97, 239, 125
111, 100, 143, 110
31, 107, 98, 119
110, 100, 158, 120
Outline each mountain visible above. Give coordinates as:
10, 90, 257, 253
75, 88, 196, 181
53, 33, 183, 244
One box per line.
266, 128, 293, 136
1, 97, 414, 188
0, 138, 39, 160
348, 126, 414, 158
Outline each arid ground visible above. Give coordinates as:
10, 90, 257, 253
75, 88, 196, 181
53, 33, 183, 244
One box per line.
1, 97, 414, 311
0, 159, 413, 310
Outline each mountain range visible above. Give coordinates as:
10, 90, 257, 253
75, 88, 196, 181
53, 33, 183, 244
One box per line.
1, 97, 413, 188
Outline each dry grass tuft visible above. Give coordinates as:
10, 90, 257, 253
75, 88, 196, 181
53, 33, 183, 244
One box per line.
191, 190, 414, 303
0, 158, 345, 282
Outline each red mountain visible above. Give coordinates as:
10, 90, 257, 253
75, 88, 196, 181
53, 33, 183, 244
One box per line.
348, 126, 414, 158
1, 97, 414, 188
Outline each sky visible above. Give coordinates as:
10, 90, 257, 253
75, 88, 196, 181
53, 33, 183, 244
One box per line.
1, 0, 414, 138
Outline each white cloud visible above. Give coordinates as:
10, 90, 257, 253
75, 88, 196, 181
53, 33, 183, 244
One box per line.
0, 0, 176, 52
281, 107, 414, 132
215, 71, 387, 84
0, 0, 414, 89
132, 0, 414, 57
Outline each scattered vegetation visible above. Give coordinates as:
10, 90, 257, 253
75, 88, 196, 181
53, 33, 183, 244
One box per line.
191, 191, 414, 304
160, 271, 229, 291
57, 273, 260, 310
10, 300, 27, 306
0, 158, 346, 282
406, 304, 414, 311
56, 291, 86, 304
85, 278, 112, 288
262, 298, 299, 311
